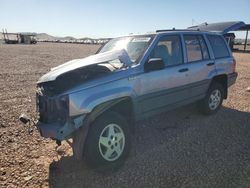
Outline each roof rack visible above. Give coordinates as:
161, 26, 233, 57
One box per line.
156, 28, 200, 32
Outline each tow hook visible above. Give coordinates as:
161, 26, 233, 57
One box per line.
19, 113, 35, 134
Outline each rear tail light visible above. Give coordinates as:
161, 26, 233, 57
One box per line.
232, 57, 236, 72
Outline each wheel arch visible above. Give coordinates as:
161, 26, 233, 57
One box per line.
88, 96, 135, 126
72, 96, 135, 160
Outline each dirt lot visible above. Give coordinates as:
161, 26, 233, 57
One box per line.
0, 43, 249, 188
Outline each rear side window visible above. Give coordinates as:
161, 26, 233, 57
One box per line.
207, 35, 230, 59
184, 35, 210, 62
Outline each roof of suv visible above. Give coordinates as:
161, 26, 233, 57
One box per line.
155, 29, 221, 35
126, 29, 221, 37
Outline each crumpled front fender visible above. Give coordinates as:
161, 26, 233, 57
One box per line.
68, 85, 137, 117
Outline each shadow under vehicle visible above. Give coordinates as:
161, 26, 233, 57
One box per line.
47, 106, 250, 187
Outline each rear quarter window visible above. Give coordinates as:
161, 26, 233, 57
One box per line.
207, 35, 230, 59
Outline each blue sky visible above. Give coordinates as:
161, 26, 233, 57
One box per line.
1, 0, 249, 38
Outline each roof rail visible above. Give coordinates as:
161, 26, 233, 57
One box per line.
156, 28, 200, 32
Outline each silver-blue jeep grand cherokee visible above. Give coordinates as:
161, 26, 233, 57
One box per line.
33, 30, 238, 170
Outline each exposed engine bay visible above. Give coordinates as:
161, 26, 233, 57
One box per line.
36, 62, 120, 125
37, 63, 117, 97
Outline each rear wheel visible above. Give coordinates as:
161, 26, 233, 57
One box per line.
200, 83, 224, 115
84, 111, 130, 171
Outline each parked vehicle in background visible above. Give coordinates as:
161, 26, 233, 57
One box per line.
20, 29, 237, 171
2, 29, 37, 44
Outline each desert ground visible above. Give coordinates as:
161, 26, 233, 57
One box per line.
0, 43, 249, 188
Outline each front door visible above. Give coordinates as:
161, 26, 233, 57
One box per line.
136, 35, 190, 118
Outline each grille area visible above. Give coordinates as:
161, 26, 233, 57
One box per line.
36, 92, 68, 124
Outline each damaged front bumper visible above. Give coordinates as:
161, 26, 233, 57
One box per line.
37, 115, 86, 141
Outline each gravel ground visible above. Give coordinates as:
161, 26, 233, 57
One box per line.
0, 43, 249, 188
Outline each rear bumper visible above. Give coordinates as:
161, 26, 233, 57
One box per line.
228, 72, 238, 87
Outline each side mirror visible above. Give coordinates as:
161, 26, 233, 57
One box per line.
144, 58, 164, 72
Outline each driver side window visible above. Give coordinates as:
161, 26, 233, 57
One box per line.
151, 35, 183, 66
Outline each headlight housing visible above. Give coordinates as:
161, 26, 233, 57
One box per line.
37, 94, 69, 124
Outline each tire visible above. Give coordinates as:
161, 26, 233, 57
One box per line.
84, 111, 131, 171
199, 82, 224, 115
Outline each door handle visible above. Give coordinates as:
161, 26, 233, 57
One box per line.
207, 62, 215, 66
178, 68, 189, 72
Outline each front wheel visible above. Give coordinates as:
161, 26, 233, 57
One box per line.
199, 83, 224, 115
84, 111, 130, 171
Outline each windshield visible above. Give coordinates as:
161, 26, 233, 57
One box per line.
99, 35, 154, 63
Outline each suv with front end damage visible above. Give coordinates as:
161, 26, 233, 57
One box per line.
20, 30, 237, 170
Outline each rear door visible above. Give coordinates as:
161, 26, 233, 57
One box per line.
206, 34, 234, 75
183, 34, 216, 99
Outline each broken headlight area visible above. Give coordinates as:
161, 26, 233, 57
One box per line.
36, 90, 69, 124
